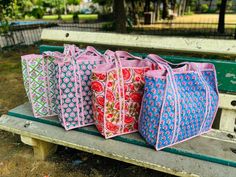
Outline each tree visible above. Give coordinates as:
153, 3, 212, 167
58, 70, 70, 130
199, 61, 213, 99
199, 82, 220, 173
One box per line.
144, 0, 150, 12
67, 0, 80, 5
130, 0, 138, 25
113, 0, 126, 33
162, 0, 168, 19
0, 0, 14, 34
92, 0, 112, 14
208, 0, 213, 11
126, 0, 142, 25
154, 0, 161, 21
41, 0, 64, 19
218, 0, 227, 33
0, 0, 14, 21
63, 0, 80, 14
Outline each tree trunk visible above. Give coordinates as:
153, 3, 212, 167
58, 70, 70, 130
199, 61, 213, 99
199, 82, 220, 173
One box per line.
154, 0, 160, 21
182, 0, 187, 15
131, 0, 138, 25
178, 0, 183, 16
218, 0, 227, 33
113, 0, 127, 33
162, 0, 169, 19
56, 0, 62, 20
171, 0, 176, 11
196, 0, 201, 12
157, 0, 161, 20
64, 0, 67, 15
209, 0, 213, 11
144, 0, 151, 12
185, 0, 190, 13
0, 7, 3, 21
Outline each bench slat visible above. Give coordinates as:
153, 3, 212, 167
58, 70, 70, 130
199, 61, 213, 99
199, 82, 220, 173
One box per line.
7, 103, 236, 166
1, 113, 236, 177
41, 30, 236, 56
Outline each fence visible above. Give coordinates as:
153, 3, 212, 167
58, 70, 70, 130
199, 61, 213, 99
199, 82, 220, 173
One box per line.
0, 20, 236, 49
0, 23, 57, 49
132, 22, 236, 39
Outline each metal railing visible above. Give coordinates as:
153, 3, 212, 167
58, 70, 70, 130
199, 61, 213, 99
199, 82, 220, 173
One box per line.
1, 20, 235, 49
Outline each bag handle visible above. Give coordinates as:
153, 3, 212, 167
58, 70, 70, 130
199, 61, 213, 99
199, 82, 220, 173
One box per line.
103, 50, 115, 63
112, 52, 125, 134
85, 46, 103, 57
64, 44, 80, 58
147, 54, 193, 72
114, 51, 149, 134
76, 46, 110, 63
115, 51, 143, 61
148, 54, 180, 147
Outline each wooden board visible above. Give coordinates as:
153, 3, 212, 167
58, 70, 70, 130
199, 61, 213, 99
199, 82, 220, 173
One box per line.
7, 103, 236, 167
0, 113, 236, 177
39, 45, 236, 93
41, 30, 236, 56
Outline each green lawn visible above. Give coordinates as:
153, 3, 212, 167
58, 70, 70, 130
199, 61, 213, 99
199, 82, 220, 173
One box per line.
42, 14, 98, 21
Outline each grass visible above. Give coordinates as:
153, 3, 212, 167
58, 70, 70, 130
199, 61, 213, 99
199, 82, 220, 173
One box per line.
42, 14, 98, 21
0, 46, 38, 115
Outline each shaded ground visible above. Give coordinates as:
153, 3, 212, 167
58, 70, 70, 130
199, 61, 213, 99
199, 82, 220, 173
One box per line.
0, 46, 173, 177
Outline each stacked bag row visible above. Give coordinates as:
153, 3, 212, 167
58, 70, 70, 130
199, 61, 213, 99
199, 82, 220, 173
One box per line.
21, 44, 219, 150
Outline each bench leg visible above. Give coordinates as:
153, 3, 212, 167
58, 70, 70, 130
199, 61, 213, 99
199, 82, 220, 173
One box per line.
21, 135, 58, 160
219, 109, 236, 133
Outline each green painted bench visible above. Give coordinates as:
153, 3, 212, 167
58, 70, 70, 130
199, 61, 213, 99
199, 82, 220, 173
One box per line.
0, 30, 236, 177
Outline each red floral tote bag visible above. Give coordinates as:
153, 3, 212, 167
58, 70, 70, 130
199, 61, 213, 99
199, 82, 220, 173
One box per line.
91, 51, 154, 138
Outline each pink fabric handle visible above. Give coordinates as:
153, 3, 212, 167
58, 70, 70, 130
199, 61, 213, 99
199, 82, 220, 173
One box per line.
147, 54, 193, 72
104, 50, 114, 56
64, 44, 80, 58
76, 46, 109, 63
103, 50, 115, 63
54, 44, 81, 65
116, 51, 142, 61
85, 46, 103, 57
147, 54, 215, 73
21, 54, 42, 60
47, 52, 70, 66
148, 54, 181, 146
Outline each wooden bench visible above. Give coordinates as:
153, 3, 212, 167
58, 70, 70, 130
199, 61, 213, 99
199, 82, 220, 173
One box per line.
0, 29, 236, 177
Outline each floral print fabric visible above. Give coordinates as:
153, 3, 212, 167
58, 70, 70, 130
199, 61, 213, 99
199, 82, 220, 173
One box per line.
139, 66, 219, 150
91, 66, 151, 138
55, 48, 106, 130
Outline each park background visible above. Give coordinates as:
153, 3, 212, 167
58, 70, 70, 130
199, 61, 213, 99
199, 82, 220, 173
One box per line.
0, 0, 236, 48
0, 0, 235, 177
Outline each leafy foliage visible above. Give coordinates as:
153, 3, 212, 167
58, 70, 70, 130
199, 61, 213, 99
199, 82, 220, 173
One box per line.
201, 4, 209, 13
0, 0, 14, 20
92, 0, 112, 6
67, 0, 81, 5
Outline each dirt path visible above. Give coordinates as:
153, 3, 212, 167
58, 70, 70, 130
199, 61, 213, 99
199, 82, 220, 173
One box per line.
0, 130, 173, 177
0, 46, 173, 177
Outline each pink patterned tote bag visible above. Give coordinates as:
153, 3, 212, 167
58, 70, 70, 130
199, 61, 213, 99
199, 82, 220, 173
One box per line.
54, 45, 109, 130
91, 51, 154, 138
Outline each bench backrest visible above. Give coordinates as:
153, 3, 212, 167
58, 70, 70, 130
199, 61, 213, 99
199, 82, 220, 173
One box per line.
39, 44, 236, 93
